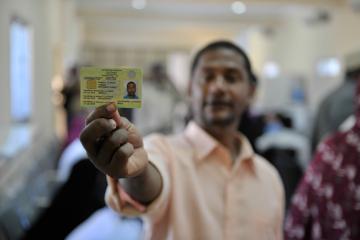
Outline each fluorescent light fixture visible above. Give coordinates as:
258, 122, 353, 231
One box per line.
263, 62, 280, 79
231, 1, 246, 15
132, 0, 146, 10
316, 57, 341, 77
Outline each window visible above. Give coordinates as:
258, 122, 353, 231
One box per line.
0, 19, 33, 159
316, 57, 341, 78
10, 18, 33, 122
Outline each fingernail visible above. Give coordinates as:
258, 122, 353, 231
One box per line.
109, 119, 117, 129
106, 103, 116, 112
139, 206, 146, 212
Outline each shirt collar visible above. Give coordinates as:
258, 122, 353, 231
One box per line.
184, 121, 218, 161
184, 121, 255, 165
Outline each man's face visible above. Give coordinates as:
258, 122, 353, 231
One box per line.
127, 83, 136, 96
190, 48, 254, 128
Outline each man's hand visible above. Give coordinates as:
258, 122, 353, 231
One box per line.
80, 102, 148, 178
80, 102, 162, 207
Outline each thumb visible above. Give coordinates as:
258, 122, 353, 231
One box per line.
114, 113, 143, 149
108, 102, 122, 127
107, 103, 143, 149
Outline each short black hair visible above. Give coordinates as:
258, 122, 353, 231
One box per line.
127, 81, 136, 87
190, 40, 257, 85
345, 68, 360, 80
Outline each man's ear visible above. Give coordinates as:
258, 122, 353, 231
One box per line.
187, 78, 193, 98
248, 83, 256, 100
185, 79, 194, 123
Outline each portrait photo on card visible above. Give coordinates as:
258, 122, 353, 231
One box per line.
123, 80, 141, 100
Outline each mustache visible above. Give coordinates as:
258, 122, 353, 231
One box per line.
204, 99, 234, 107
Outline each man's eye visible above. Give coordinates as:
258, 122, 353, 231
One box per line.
204, 74, 215, 82
225, 74, 237, 83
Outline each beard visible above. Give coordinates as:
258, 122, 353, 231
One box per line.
189, 100, 240, 128
202, 112, 237, 127
201, 99, 237, 127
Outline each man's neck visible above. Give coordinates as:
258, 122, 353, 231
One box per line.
203, 122, 241, 162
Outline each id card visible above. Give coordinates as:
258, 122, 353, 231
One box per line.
80, 67, 142, 108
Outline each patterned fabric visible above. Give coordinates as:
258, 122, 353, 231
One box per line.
285, 81, 360, 240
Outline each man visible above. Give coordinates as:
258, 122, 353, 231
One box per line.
124, 81, 139, 99
80, 40, 285, 239
311, 51, 360, 152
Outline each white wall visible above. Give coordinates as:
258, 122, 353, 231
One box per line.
63, 0, 84, 71
0, 0, 85, 144
246, 7, 360, 112
0, 0, 53, 136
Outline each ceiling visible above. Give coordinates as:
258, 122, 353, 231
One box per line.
75, 0, 348, 49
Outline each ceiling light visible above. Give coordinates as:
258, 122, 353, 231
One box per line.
263, 62, 280, 79
231, 1, 246, 15
132, 0, 146, 10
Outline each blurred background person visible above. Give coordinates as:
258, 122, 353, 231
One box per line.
61, 65, 89, 148
311, 51, 360, 152
256, 112, 309, 210
133, 62, 184, 136
285, 56, 360, 240
65, 207, 145, 240
237, 73, 267, 153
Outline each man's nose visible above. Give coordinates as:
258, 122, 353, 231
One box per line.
210, 75, 227, 92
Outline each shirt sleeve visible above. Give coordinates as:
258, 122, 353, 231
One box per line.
119, 134, 172, 225
276, 175, 285, 240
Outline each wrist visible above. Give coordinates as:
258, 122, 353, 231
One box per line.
119, 161, 162, 205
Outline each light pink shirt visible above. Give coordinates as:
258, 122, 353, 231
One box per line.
123, 121, 285, 240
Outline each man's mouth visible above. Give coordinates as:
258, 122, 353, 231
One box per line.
205, 100, 233, 108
